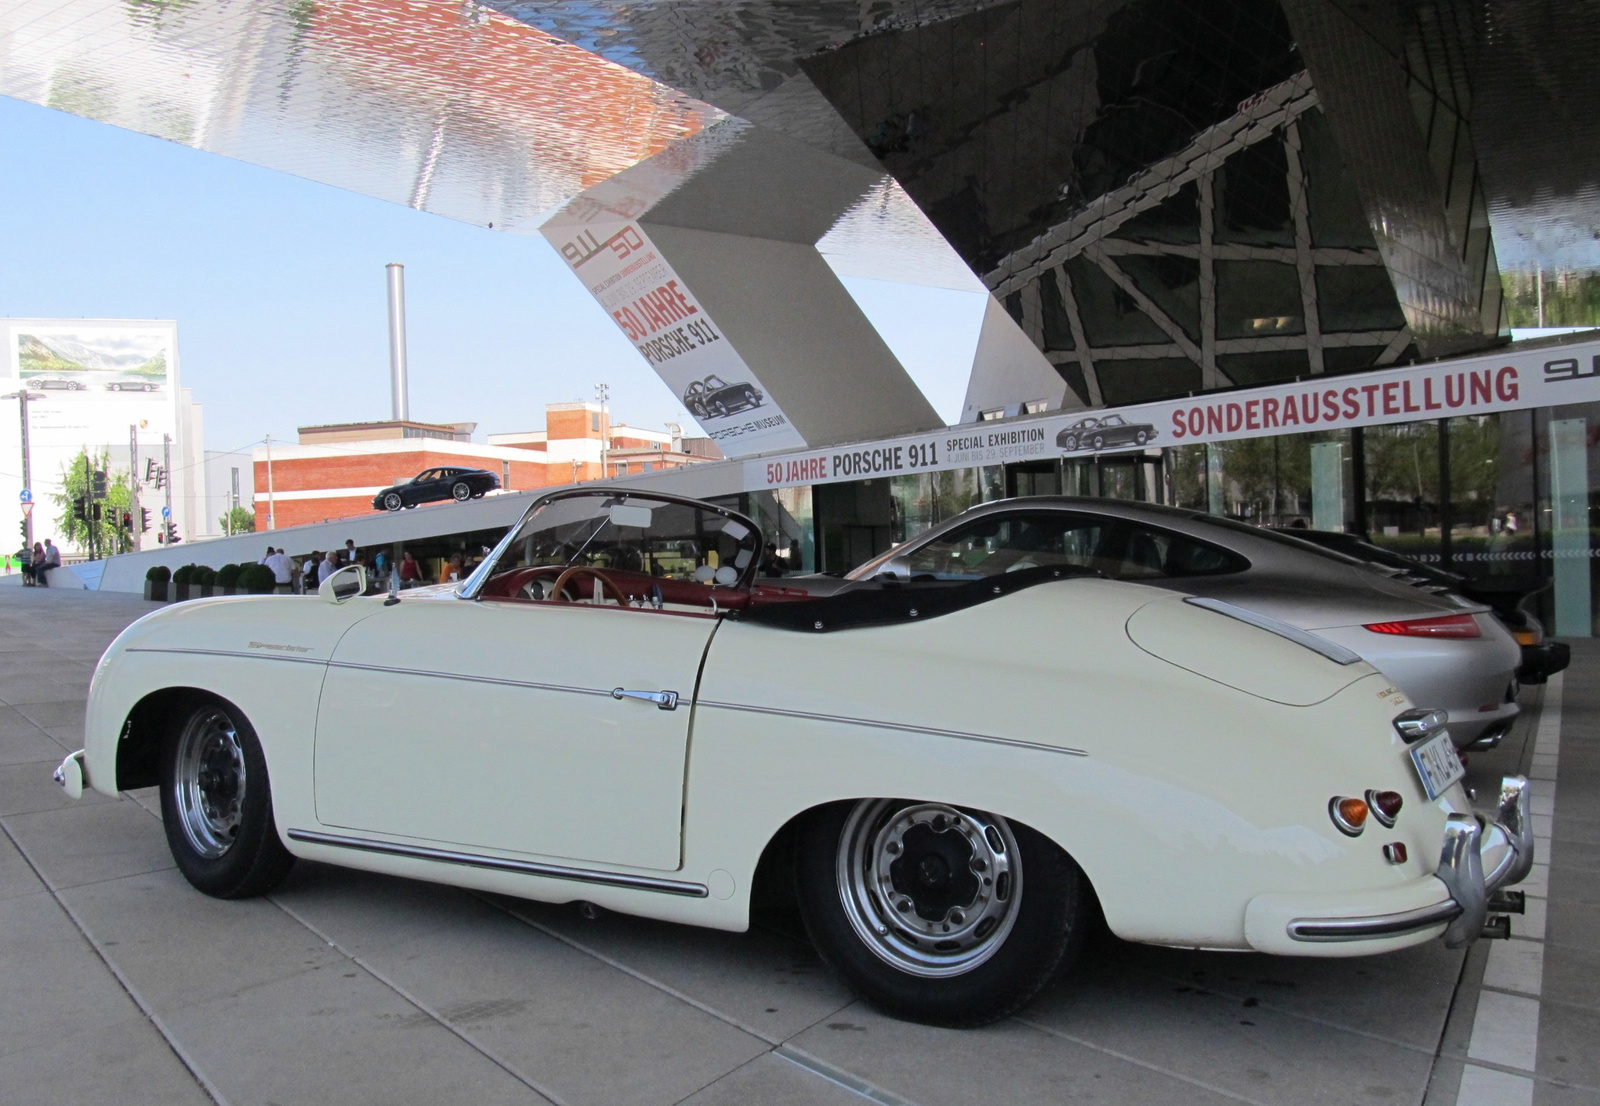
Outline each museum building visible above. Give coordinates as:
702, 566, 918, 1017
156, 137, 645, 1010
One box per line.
7, 0, 1598, 633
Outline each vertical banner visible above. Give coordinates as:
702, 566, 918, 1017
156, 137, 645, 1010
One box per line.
553, 221, 806, 456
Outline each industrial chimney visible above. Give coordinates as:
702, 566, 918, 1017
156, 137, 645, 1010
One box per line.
386, 262, 410, 421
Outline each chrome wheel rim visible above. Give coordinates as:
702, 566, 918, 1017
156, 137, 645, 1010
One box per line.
837, 800, 1021, 978
174, 708, 246, 858
384, 493, 402, 510
452, 484, 471, 501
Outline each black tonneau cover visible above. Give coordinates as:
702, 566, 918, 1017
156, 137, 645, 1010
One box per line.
732, 565, 1096, 633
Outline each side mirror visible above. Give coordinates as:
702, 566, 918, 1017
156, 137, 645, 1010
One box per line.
319, 565, 367, 604
870, 556, 912, 581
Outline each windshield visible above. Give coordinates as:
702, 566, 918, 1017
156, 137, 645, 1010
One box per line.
473, 490, 761, 592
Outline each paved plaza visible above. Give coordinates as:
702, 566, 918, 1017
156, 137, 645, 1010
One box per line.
0, 584, 1595, 1106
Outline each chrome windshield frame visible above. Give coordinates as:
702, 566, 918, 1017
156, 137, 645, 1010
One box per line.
456, 486, 764, 600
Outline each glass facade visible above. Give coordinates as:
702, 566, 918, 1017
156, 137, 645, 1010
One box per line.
734, 402, 1598, 635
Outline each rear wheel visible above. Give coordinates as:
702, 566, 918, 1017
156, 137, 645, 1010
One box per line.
451, 482, 472, 502
159, 699, 294, 898
797, 799, 1085, 1026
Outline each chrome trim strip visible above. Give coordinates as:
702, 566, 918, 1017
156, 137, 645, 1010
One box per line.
126, 646, 327, 666
325, 660, 611, 699
697, 700, 1088, 758
1288, 900, 1460, 942
286, 829, 709, 898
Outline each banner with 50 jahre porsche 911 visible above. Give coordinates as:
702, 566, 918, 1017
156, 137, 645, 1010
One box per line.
742, 337, 1600, 491
550, 220, 806, 457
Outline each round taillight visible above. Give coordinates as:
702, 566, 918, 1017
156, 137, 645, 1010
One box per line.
1329, 796, 1369, 836
1366, 790, 1404, 827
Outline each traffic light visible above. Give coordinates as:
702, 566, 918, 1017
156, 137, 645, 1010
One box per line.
165, 522, 179, 544
121, 512, 132, 532
91, 503, 103, 522
72, 497, 87, 521
92, 470, 107, 498
139, 508, 151, 533
19, 521, 26, 541
155, 467, 166, 490
145, 458, 156, 483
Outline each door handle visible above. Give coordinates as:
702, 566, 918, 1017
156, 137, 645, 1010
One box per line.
611, 688, 679, 711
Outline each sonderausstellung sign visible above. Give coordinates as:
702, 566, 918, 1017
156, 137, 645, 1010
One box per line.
743, 339, 1600, 491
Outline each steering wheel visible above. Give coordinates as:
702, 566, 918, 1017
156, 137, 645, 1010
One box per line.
550, 565, 627, 605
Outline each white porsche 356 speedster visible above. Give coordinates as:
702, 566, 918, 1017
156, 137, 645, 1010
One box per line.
56, 489, 1533, 1026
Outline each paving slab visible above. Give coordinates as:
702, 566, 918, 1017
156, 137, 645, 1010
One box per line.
160, 960, 551, 1106
0, 892, 148, 1062
678, 1052, 869, 1106
0, 1013, 213, 1106
5, 799, 175, 890
61, 867, 349, 1011
278, 876, 775, 1106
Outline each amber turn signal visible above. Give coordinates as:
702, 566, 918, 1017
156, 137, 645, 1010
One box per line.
1366, 790, 1404, 827
1383, 842, 1408, 864
1329, 796, 1369, 836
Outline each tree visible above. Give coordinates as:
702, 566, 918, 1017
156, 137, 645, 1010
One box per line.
220, 505, 256, 535
50, 448, 135, 557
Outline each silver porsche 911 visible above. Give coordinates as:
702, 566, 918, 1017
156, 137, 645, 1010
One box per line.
802, 498, 1521, 748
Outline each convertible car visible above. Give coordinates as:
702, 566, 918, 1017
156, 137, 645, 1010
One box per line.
54, 489, 1532, 1026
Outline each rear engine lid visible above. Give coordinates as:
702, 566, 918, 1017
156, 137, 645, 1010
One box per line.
1125, 594, 1374, 706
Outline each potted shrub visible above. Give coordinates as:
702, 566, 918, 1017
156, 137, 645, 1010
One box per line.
143, 564, 170, 602
239, 563, 277, 594
192, 565, 218, 598
170, 563, 197, 602
215, 563, 242, 596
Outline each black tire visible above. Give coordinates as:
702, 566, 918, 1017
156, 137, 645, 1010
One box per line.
1134, 430, 1148, 445
796, 799, 1086, 1027
159, 698, 294, 898
1061, 435, 1078, 451
383, 492, 403, 511
110, 384, 121, 391
708, 398, 729, 419
451, 482, 472, 502
1092, 435, 1105, 450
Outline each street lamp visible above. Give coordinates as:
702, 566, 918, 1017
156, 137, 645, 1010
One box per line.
2, 390, 43, 546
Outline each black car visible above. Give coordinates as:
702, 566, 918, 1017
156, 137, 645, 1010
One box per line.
372, 467, 499, 512
683, 374, 763, 420
1056, 414, 1158, 452
1270, 527, 1570, 686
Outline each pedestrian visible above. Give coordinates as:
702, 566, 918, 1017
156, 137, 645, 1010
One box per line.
265, 547, 294, 593
398, 551, 420, 589
258, 544, 275, 565
40, 538, 60, 586
759, 542, 787, 577
439, 553, 464, 584
319, 550, 341, 586
343, 538, 358, 565
17, 542, 37, 585
31, 541, 49, 587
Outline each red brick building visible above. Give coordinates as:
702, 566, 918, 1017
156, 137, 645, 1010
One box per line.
254, 405, 718, 529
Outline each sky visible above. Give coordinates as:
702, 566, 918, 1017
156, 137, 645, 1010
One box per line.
0, 95, 986, 458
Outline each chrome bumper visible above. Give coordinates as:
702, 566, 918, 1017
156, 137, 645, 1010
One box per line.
52, 750, 88, 800
1287, 775, 1534, 947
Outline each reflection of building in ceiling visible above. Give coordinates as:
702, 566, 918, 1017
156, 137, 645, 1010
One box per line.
3, 0, 1598, 425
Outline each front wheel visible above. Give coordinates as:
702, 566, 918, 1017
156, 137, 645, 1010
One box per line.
159, 699, 294, 898
383, 492, 403, 511
797, 799, 1086, 1026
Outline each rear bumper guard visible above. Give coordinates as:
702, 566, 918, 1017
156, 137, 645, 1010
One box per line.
1287, 775, 1533, 946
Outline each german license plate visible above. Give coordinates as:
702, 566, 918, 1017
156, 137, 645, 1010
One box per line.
1409, 731, 1465, 800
